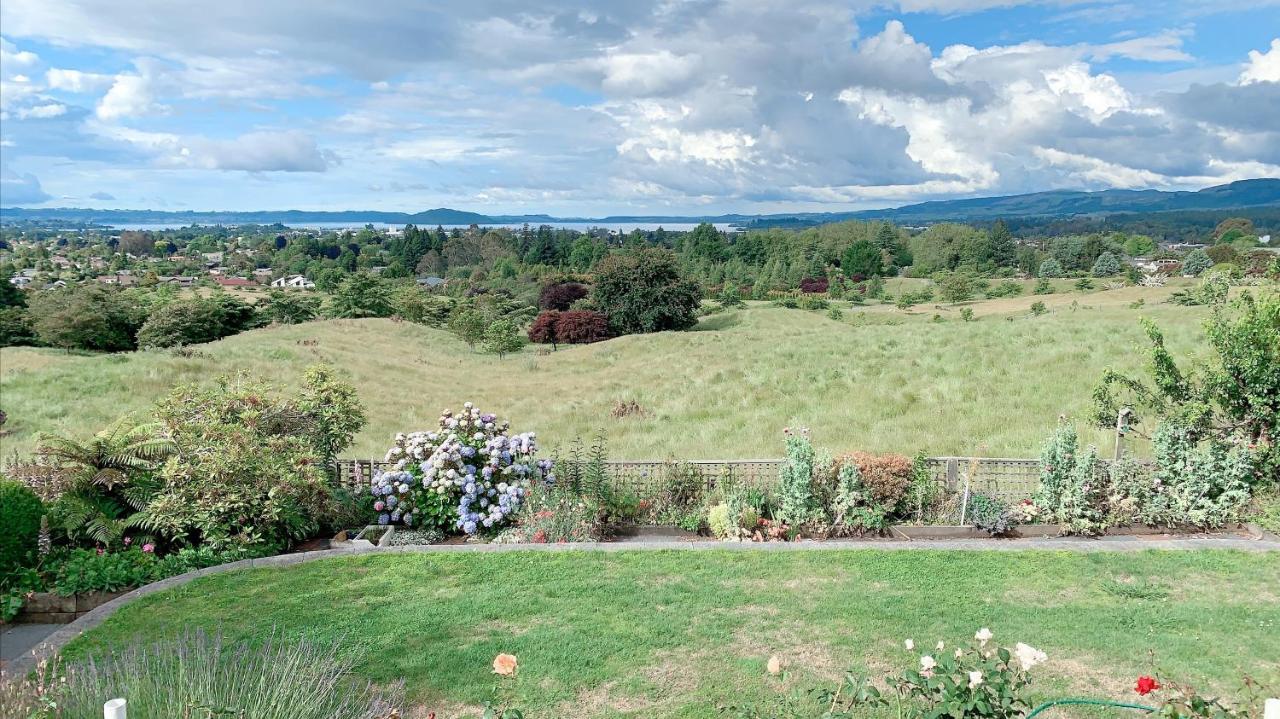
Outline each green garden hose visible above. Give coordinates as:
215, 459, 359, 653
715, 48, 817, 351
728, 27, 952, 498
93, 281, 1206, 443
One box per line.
1026, 698, 1156, 717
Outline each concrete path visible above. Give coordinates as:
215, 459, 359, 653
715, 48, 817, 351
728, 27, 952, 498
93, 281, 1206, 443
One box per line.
4, 534, 1277, 678
1, 624, 62, 669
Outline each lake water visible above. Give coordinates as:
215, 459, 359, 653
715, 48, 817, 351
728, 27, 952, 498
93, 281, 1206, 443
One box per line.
107, 221, 736, 232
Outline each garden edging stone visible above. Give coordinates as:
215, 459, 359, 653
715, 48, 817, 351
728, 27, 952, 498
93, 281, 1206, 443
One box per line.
4, 537, 1277, 678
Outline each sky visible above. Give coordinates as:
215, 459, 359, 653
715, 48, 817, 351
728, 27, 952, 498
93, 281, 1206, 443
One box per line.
0, 0, 1277, 215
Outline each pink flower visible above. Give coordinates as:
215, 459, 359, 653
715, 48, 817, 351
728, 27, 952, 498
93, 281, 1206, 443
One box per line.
124, 536, 132, 546
142, 543, 155, 553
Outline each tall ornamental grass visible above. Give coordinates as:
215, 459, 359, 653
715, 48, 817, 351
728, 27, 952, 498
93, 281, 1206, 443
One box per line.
0, 629, 401, 719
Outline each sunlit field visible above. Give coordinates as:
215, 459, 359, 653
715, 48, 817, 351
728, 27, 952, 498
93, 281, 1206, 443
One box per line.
0, 282, 1221, 462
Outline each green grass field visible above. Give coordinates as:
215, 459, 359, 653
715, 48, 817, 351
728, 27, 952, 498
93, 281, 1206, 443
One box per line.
63, 549, 1280, 718
0, 283, 1218, 461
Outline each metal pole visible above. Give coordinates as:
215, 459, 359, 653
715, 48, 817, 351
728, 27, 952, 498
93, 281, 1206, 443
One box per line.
104, 698, 127, 719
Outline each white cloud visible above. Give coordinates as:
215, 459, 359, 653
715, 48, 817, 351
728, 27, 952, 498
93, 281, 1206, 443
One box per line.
1239, 38, 1280, 85
45, 68, 114, 92
16, 102, 66, 119
88, 123, 332, 172
97, 73, 166, 120
0, 38, 38, 68
1043, 64, 1131, 120
599, 51, 700, 97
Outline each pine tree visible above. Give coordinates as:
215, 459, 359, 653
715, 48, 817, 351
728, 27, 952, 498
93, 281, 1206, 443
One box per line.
989, 220, 1016, 268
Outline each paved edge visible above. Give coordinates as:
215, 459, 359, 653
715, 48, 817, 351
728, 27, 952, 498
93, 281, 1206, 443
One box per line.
4, 535, 1277, 677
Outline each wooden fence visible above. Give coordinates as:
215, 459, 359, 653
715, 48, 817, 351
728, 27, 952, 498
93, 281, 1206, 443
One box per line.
334, 456, 1042, 504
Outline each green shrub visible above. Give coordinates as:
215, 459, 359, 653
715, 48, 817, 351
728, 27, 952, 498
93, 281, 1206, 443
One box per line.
0, 479, 43, 573
1029, 301, 1047, 316
591, 248, 701, 335
1035, 423, 1107, 535
142, 368, 361, 550
53, 547, 157, 595
985, 281, 1023, 299
960, 307, 975, 322
707, 503, 736, 539
967, 493, 1015, 535
826, 307, 844, 321
1033, 278, 1053, 295
777, 429, 822, 527
13, 630, 401, 719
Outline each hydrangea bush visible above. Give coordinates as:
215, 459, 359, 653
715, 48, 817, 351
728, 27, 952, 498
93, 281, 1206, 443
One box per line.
372, 403, 553, 535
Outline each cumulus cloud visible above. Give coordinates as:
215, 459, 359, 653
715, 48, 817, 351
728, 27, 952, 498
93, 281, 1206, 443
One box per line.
0, 166, 51, 203
1240, 38, 1280, 85
96, 72, 166, 120
0, 1, 1276, 211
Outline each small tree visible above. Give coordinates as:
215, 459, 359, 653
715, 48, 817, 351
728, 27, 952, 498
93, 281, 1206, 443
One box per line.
1183, 249, 1213, 276
449, 308, 488, 350
325, 273, 394, 318
1038, 258, 1064, 278
482, 318, 525, 358
259, 290, 321, 325
528, 310, 561, 348
938, 272, 975, 303
1091, 251, 1121, 277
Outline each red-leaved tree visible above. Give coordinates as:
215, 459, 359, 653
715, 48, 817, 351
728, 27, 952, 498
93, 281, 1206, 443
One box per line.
527, 310, 561, 348
555, 310, 611, 344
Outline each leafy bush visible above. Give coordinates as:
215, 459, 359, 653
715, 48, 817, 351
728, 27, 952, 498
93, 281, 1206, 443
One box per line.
29, 284, 143, 352
136, 293, 258, 349
142, 368, 360, 550
1092, 251, 1122, 277
7, 630, 401, 719
1182, 249, 1213, 276
1029, 301, 1047, 316
378, 403, 552, 535
967, 493, 1016, 535
1038, 259, 1064, 278
798, 277, 829, 293
555, 310, 611, 344
590, 248, 701, 335
1035, 423, 1108, 535
539, 281, 589, 311
0, 479, 43, 573
847, 630, 1046, 719
53, 547, 158, 594
830, 462, 888, 535
985, 281, 1023, 298
777, 428, 823, 528
836, 451, 914, 511
325, 273, 395, 318
1033, 278, 1053, 295
258, 289, 322, 324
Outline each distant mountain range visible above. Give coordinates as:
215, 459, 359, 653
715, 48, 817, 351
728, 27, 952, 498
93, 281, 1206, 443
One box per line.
3, 178, 1277, 228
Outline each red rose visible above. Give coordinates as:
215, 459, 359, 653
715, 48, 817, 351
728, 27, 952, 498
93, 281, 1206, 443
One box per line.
1135, 676, 1160, 695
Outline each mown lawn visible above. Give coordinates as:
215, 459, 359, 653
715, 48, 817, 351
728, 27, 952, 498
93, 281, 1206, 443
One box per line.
65, 549, 1280, 718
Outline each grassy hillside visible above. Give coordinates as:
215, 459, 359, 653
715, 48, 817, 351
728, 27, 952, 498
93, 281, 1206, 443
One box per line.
0, 284, 1217, 461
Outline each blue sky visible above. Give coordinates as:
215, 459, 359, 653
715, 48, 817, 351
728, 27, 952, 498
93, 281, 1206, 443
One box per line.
0, 0, 1277, 214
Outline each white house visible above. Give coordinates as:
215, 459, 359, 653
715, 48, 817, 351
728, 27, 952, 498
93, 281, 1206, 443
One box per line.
271, 275, 315, 289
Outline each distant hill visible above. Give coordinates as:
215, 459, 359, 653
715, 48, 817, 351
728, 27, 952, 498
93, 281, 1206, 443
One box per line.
3, 178, 1276, 227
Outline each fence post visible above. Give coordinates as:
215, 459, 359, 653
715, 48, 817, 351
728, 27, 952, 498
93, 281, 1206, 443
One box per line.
1113, 406, 1132, 461
104, 698, 127, 719
945, 459, 958, 492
